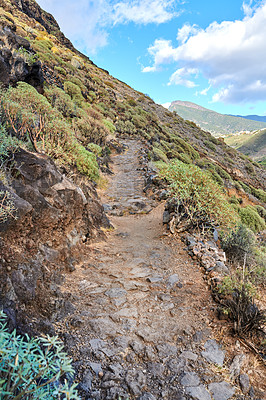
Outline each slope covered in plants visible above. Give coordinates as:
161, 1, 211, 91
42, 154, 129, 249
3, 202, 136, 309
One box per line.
0, 0, 265, 203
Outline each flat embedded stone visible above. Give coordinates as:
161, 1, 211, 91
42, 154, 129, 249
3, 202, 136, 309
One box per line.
201, 339, 225, 366
208, 382, 235, 400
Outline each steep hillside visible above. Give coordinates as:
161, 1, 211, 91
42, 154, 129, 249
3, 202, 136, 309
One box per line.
225, 129, 266, 164
168, 100, 266, 137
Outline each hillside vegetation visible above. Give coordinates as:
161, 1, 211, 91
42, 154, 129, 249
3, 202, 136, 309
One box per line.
225, 129, 266, 165
169, 100, 266, 137
0, 0, 265, 210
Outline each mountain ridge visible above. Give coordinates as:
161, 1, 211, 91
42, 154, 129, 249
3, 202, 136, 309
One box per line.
168, 100, 266, 136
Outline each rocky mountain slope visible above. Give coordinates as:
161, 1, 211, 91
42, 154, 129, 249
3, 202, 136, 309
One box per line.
0, 1, 265, 399
168, 101, 266, 137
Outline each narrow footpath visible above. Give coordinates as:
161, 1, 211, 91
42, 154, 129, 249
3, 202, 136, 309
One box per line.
59, 140, 255, 400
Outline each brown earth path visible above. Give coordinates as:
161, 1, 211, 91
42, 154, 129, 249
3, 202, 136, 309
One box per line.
58, 140, 257, 400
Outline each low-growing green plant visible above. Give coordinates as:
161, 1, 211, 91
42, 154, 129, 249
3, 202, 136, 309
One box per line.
220, 223, 256, 263
238, 205, 266, 233
64, 81, 84, 107
204, 140, 216, 152
86, 143, 102, 156
0, 311, 80, 399
45, 86, 77, 118
74, 144, 99, 180
159, 160, 238, 232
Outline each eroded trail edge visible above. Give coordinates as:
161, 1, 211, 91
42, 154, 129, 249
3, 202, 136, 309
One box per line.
58, 140, 251, 400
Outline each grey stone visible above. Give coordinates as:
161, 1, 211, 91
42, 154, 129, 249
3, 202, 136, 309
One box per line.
70, 316, 83, 327
144, 345, 157, 361
108, 363, 123, 379
239, 374, 249, 394
130, 340, 144, 355
230, 354, 246, 378
147, 275, 163, 283
80, 370, 93, 393
201, 340, 225, 366
156, 343, 178, 359
138, 393, 156, 400
180, 351, 198, 361
214, 261, 229, 274
166, 274, 179, 286
148, 362, 164, 377
185, 384, 212, 400
163, 210, 171, 224
208, 382, 235, 400
105, 287, 127, 298
158, 293, 171, 301
89, 362, 102, 375
180, 372, 200, 386
89, 338, 106, 351
89, 317, 118, 337
125, 369, 146, 396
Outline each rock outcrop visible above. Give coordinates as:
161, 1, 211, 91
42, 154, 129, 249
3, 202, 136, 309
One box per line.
0, 149, 107, 333
0, 25, 43, 89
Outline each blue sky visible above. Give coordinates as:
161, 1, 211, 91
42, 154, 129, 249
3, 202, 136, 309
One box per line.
37, 0, 266, 116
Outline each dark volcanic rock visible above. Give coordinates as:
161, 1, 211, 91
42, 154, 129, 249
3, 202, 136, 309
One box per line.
0, 149, 106, 333
0, 26, 44, 90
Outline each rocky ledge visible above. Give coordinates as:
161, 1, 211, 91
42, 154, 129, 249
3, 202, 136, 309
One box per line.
0, 148, 108, 334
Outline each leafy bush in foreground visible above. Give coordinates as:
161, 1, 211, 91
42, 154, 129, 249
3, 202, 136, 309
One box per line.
0, 311, 80, 399
159, 160, 237, 231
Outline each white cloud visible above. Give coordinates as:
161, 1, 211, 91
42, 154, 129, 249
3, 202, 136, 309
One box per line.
176, 23, 199, 44
113, 0, 179, 25
38, 0, 181, 53
38, 0, 110, 53
168, 67, 198, 87
143, 1, 266, 103
142, 65, 157, 72
201, 87, 210, 95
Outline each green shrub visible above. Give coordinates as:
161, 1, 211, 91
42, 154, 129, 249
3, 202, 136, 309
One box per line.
0, 311, 80, 399
66, 75, 86, 93
204, 140, 216, 152
64, 81, 84, 107
175, 152, 191, 164
0, 125, 20, 159
159, 160, 237, 231
152, 148, 168, 163
45, 86, 77, 118
87, 143, 102, 156
74, 115, 108, 145
54, 66, 66, 75
256, 205, 266, 221
74, 144, 99, 180
250, 186, 266, 203
220, 223, 256, 263
238, 205, 266, 233
103, 119, 116, 135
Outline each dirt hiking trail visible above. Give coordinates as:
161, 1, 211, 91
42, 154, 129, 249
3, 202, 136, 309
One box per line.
58, 140, 264, 400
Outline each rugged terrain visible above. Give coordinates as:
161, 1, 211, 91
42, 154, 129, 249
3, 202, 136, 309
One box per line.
0, 0, 265, 399
57, 140, 265, 399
